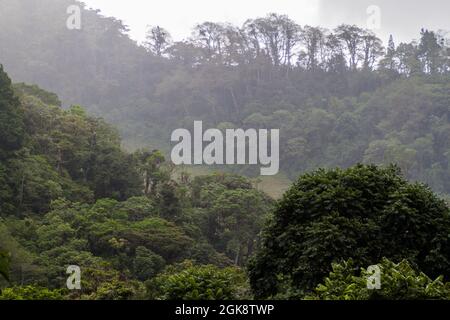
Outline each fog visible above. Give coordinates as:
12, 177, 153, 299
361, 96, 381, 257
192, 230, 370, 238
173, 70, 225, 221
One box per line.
83, 0, 450, 43
82, 0, 320, 43
1, 0, 450, 303
318, 0, 450, 42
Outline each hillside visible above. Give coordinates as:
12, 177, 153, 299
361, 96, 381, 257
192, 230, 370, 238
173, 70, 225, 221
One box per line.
0, 65, 272, 297
1, 0, 450, 301
1, 0, 449, 196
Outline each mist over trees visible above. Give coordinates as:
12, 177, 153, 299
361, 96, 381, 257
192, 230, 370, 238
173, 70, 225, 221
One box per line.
0, 0, 450, 301
0, 64, 272, 298
1, 1, 449, 196
318, 0, 450, 43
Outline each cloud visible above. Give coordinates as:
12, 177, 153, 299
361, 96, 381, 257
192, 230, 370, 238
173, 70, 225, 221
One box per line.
82, 0, 449, 44
318, 0, 450, 42
82, 0, 320, 42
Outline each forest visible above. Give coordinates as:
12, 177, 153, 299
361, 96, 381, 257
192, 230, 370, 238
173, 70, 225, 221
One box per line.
0, 0, 450, 300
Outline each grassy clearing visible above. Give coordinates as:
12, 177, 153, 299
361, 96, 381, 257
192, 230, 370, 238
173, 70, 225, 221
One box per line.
173, 165, 291, 199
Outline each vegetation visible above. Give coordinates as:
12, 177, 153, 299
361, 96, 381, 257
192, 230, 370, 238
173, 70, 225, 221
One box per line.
248, 165, 450, 298
0, 0, 449, 301
309, 258, 450, 300
0, 285, 65, 300
0, 65, 272, 298
147, 261, 250, 300
0, 250, 10, 281
1, 1, 449, 195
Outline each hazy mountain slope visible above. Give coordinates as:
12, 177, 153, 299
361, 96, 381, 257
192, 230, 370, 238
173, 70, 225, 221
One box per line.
1, 0, 449, 195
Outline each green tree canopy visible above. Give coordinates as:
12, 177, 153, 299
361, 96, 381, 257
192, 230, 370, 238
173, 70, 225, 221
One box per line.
248, 164, 450, 298
309, 258, 450, 300
0, 285, 64, 300
0, 64, 24, 158
148, 261, 250, 300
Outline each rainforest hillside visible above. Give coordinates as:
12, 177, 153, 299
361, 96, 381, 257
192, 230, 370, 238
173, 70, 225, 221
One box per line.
1, 66, 449, 300
1, 0, 450, 300
0, 0, 449, 195
0, 65, 272, 297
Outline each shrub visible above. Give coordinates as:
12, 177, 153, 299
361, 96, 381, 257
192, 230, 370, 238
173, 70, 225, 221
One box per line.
248, 164, 450, 298
309, 258, 450, 300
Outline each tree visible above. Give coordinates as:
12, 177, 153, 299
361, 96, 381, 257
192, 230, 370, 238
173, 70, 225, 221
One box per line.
0, 65, 25, 214
379, 35, 397, 71
323, 33, 347, 72
147, 261, 250, 300
78, 267, 145, 300
133, 246, 165, 281
418, 29, 443, 74
335, 24, 364, 70
204, 188, 270, 266
9, 154, 68, 214
360, 30, 384, 70
248, 14, 300, 66
309, 258, 450, 300
156, 181, 182, 221
395, 42, 421, 75
248, 164, 450, 298
84, 126, 142, 201
0, 250, 10, 281
0, 65, 24, 159
11, 85, 141, 203
189, 173, 272, 265
135, 149, 169, 196
192, 22, 226, 61
299, 26, 327, 71
144, 26, 172, 57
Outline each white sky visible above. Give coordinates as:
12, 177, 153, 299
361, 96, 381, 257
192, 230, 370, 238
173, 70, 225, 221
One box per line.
81, 0, 321, 42
81, 0, 449, 44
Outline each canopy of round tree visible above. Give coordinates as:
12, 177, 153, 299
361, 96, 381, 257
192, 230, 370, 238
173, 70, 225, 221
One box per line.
248, 164, 450, 298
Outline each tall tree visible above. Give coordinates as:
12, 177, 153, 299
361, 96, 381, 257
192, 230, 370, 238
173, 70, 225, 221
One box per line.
360, 30, 384, 70
249, 14, 300, 66
379, 35, 397, 71
192, 22, 226, 61
249, 165, 450, 298
0, 65, 25, 215
299, 26, 327, 71
0, 65, 24, 159
418, 29, 442, 74
335, 24, 364, 70
144, 26, 172, 57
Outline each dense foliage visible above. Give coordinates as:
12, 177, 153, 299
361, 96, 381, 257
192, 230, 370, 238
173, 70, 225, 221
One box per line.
147, 261, 250, 300
1, 0, 450, 195
0, 285, 65, 300
0, 66, 271, 299
0, 250, 10, 281
248, 165, 450, 298
0, 0, 449, 301
309, 258, 450, 300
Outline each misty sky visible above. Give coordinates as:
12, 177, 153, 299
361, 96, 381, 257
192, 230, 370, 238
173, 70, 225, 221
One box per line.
82, 0, 450, 44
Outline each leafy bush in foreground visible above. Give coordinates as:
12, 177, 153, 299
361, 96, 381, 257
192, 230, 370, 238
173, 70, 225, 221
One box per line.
0, 285, 65, 300
148, 261, 250, 300
249, 164, 450, 298
309, 258, 450, 300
